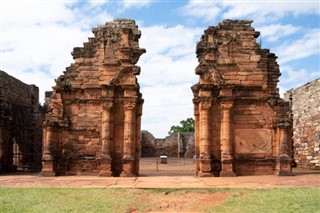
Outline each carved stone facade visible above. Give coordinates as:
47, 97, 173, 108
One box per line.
192, 20, 293, 177
0, 70, 43, 172
285, 79, 320, 169
141, 131, 194, 158
40, 19, 145, 177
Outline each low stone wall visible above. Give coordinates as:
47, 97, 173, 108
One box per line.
141, 131, 195, 158
285, 78, 320, 169
0, 70, 43, 172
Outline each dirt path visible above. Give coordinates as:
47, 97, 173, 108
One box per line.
1, 169, 319, 189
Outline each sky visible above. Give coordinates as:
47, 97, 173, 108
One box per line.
1, 0, 319, 138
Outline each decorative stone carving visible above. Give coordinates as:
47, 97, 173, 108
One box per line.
40, 19, 145, 177
192, 19, 293, 176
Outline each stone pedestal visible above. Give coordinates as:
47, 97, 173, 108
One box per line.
98, 160, 113, 177
120, 160, 135, 177
220, 159, 236, 177
40, 154, 55, 177
198, 159, 213, 177
274, 156, 293, 176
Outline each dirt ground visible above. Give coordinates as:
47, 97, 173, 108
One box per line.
1, 158, 319, 189
124, 189, 231, 213
1, 158, 319, 212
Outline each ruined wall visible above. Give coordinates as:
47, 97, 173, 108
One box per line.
141, 131, 195, 158
285, 79, 320, 169
40, 19, 145, 177
192, 20, 292, 177
0, 70, 43, 172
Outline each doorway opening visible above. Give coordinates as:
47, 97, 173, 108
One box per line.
139, 131, 196, 176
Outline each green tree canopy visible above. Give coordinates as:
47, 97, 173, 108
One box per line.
168, 117, 194, 134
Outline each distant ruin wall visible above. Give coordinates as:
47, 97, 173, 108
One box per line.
141, 131, 195, 158
285, 78, 320, 169
0, 70, 43, 172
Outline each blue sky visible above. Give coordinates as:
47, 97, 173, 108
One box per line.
1, 0, 319, 137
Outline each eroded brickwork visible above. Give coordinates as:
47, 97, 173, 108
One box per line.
0, 70, 43, 172
192, 20, 293, 177
40, 19, 145, 177
285, 79, 320, 169
141, 131, 194, 158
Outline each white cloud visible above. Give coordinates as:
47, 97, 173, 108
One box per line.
279, 65, 320, 96
89, 0, 109, 6
256, 24, 300, 42
141, 83, 195, 137
138, 24, 202, 137
121, 0, 151, 10
180, 0, 320, 23
281, 66, 320, 84
179, 1, 221, 22
275, 28, 320, 64
140, 25, 201, 57
1, 1, 113, 103
280, 66, 320, 96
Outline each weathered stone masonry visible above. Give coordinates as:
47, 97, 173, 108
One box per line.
192, 20, 293, 177
40, 19, 145, 177
141, 131, 195, 158
285, 79, 320, 169
0, 70, 43, 172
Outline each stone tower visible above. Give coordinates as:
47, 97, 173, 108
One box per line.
192, 20, 293, 177
40, 19, 145, 177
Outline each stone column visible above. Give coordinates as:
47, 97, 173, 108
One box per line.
98, 102, 113, 176
134, 102, 143, 176
40, 125, 55, 176
220, 101, 236, 177
121, 101, 136, 177
275, 122, 292, 176
198, 99, 213, 177
194, 102, 200, 174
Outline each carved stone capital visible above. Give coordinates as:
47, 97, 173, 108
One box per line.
102, 102, 113, 110
199, 99, 212, 110
221, 101, 233, 110
124, 101, 136, 110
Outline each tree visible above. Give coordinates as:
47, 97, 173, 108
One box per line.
168, 117, 194, 134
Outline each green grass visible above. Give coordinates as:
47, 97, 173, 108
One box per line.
209, 188, 320, 213
1, 188, 319, 213
0, 188, 133, 213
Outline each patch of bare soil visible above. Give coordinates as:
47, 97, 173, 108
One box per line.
127, 190, 230, 212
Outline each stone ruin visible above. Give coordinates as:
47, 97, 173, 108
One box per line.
141, 131, 194, 158
285, 79, 320, 170
0, 70, 43, 172
192, 20, 293, 177
1, 18, 299, 178
40, 19, 145, 177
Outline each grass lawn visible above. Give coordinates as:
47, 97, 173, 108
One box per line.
1, 188, 319, 213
